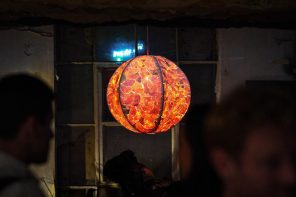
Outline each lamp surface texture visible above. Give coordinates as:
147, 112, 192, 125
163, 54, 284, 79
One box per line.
107, 55, 191, 134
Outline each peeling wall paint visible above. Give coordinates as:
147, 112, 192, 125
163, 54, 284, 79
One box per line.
0, 25, 55, 197
217, 28, 296, 99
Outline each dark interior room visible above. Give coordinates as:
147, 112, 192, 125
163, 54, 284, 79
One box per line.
0, 0, 296, 197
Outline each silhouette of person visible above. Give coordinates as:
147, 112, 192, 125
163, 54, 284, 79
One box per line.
104, 150, 163, 197
0, 74, 54, 196
205, 87, 296, 197
166, 104, 221, 197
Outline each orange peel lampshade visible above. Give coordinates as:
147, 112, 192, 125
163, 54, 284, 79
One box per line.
107, 55, 191, 134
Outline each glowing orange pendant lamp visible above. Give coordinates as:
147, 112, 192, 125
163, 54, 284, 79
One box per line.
107, 55, 191, 134
107, 26, 190, 134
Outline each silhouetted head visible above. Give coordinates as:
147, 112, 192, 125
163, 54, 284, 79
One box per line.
206, 87, 296, 197
0, 74, 54, 164
177, 104, 221, 196
104, 150, 138, 185
179, 104, 210, 178
104, 150, 155, 197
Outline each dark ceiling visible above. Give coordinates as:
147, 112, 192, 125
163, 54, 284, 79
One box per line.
1, 0, 296, 27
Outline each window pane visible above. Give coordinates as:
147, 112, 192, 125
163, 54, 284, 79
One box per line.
149, 26, 176, 61
136, 25, 147, 56
178, 28, 217, 61
56, 64, 94, 124
56, 126, 95, 186
95, 25, 135, 62
103, 126, 172, 180
101, 67, 117, 122
55, 25, 93, 62
179, 64, 216, 106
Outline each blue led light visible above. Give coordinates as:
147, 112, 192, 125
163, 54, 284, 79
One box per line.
137, 43, 144, 50
113, 49, 132, 58
112, 41, 145, 61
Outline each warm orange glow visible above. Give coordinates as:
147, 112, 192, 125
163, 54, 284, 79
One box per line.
107, 55, 191, 134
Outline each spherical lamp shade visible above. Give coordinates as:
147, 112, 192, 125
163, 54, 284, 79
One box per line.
107, 55, 191, 134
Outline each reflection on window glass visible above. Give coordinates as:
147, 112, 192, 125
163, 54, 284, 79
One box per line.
136, 25, 148, 56
96, 25, 139, 62
95, 25, 178, 62
112, 41, 145, 61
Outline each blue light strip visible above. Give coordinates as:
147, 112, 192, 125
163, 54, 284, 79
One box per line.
112, 42, 145, 61
113, 49, 132, 58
